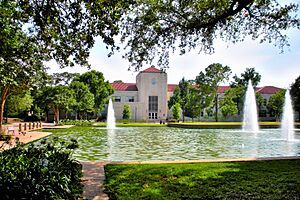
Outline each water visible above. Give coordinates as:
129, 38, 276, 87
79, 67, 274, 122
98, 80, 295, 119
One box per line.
46, 127, 300, 162
281, 90, 295, 141
243, 80, 259, 132
106, 99, 116, 129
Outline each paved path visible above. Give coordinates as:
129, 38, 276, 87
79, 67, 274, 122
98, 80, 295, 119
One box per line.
81, 162, 109, 200
0, 131, 52, 150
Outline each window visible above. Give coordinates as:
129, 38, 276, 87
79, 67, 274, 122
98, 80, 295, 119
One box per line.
149, 112, 158, 119
263, 99, 267, 107
148, 96, 158, 112
114, 96, 121, 102
259, 110, 267, 117
126, 96, 134, 102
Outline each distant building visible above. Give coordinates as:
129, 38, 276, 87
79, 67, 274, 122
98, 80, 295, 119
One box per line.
110, 66, 282, 121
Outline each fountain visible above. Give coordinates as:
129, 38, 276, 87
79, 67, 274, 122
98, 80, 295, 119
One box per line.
242, 80, 259, 132
106, 98, 116, 129
281, 89, 295, 141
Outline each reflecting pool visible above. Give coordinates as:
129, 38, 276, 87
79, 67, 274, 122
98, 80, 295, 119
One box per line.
47, 127, 300, 162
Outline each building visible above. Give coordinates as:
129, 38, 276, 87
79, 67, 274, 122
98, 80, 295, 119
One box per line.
110, 66, 282, 121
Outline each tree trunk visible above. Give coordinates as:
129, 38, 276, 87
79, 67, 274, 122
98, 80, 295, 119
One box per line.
0, 87, 10, 131
215, 94, 219, 122
53, 107, 60, 125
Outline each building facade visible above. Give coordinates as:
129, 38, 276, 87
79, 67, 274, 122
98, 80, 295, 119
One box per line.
110, 66, 284, 121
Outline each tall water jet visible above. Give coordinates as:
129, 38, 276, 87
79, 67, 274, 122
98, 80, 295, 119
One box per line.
281, 89, 295, 141
242, 80, 259, 132
106, 98, 116, 129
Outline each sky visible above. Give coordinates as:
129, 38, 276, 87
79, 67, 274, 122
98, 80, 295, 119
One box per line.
46, 3, 300, 89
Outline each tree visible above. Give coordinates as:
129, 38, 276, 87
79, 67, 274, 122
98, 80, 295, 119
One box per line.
113, 80, 124, 83
231, 68, 261, 88
220, 98, 238, 118
69, 81, 94, 120
195, 63, 232, 121
0, 1, 45, 130
291, 75, 300, 121
184, 89, 202, 121
120, 0, 300, 70
168, 78, 191, 122
6, 91, 33, 117
267, 89, 286, 121
0, 0, 132, 130
168, 87, 182, 109
172, 103, 181, 121
4, 0, 134, 68
122, 104, 131, 120
45, 86, 76, 124
51, 72, 80, 86
74, 70, 114, 113
220, 85, 245, 115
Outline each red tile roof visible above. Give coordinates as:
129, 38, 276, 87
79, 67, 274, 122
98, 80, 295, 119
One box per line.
168, 84, 178, 92
217, 86, 231, 93
142, 66, 162, 73
111, 82, 281, 95
111, 83, 138, 91
256, 86, 281, 94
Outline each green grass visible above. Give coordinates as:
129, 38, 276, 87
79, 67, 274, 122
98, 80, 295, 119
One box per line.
105, 159, 300, 199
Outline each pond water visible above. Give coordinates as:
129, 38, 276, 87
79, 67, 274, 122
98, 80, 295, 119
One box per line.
47, 127, 300, 162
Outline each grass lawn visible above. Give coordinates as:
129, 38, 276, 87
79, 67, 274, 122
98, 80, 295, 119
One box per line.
105, 159, 300, 199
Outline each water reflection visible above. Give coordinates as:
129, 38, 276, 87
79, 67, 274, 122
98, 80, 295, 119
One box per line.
48, 127, 300, 162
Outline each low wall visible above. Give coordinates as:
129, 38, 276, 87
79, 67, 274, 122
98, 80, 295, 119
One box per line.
167, 123, 300, 129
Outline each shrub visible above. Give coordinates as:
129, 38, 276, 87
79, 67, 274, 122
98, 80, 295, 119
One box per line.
0, 138, 83, 199
122, 104, 131, 120
61, 120, 95, 126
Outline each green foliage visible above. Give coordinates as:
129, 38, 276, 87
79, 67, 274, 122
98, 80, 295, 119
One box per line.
74, 70, 114, 112
168, 78, 195, 121
195, 63, 232, 121
122, 104, 131, 120
220, 97, 238, 118
105, 160, 300, 199
291, 75, 300, 121
231, 68, 261, 88
45, 86, 76, 124
120, 0, 300, 69
70, 81, 95, 119
0, 138, 83, 199
256, 92, 265, 110
61, 120, 95, 126
184, 89, 202, 120
220, 85, 244, 115
168, 86, 182, 109
268, 89, 286, 120
172, 103, 181, 120
51, 72, 80, 86
6, 91, 33, 116
0, 0, 133, 129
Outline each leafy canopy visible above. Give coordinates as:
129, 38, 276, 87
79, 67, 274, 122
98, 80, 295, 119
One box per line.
120, 0, 300, 70
267, 89, 286, 120
291, 75, 300, 120
74, 70, 114, 112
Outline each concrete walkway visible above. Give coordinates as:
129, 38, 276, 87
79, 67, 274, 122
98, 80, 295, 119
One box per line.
0, 131, 52, 150
81, 162, 109, 200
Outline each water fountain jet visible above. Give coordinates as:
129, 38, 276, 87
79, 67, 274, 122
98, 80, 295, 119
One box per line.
242, 80, 259, 132
106, 98, 116, 129
281, 89, 295, 141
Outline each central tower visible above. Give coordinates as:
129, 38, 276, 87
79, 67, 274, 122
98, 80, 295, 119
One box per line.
136, 66, 168, 121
